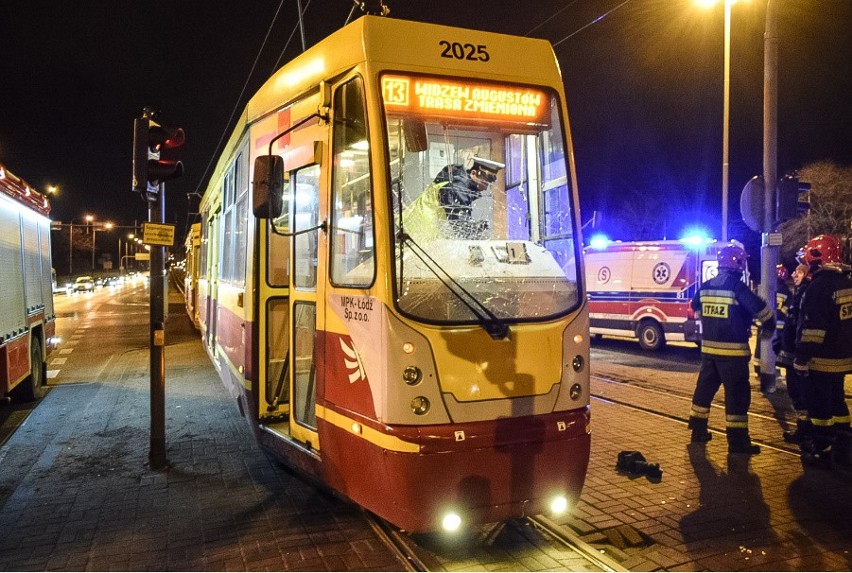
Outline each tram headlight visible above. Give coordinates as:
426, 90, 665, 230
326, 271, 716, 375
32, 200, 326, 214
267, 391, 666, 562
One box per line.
569, 383, 582, 401
411, 396, 430, 415
402, 365, 422, 385
550, 495, 569, 516
572, 355, 584, 372
442, 512, 462, 532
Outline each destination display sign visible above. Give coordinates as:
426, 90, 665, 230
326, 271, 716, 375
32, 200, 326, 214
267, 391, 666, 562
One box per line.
381, 74, 550, 125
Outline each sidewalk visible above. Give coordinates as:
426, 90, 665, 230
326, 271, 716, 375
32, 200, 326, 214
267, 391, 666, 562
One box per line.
1, 298, 850, 571
0, 306, 401, 571
555, 376, 852, 571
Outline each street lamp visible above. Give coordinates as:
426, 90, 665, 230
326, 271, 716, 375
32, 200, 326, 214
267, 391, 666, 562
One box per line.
697, 0, 737, 243
90, 220, 114, 271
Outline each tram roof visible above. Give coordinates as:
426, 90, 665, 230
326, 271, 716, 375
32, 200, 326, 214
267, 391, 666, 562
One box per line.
201, 16, 564, 205
247, 15, 564, 124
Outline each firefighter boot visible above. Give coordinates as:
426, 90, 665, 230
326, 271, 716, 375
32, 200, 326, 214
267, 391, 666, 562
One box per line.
783, 419, 811, 444
688, 417, 712, 443
727, 428, 760, 455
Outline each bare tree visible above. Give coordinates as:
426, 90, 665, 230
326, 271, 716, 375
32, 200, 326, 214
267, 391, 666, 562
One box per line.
778, 160, 852, 265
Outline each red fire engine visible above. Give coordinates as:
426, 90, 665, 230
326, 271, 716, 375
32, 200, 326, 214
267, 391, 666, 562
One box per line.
0, 161, 55, 400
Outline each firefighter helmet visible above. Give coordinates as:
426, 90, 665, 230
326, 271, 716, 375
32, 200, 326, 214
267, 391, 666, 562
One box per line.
803, 234, 842, 266
717, 244, 749, 272
776, 264, 789, 281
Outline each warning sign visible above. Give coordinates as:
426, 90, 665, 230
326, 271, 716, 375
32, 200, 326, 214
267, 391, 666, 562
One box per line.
142, 222, 176, 247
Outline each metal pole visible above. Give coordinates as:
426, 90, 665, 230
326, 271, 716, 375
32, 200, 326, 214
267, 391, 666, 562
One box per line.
91, 227, 97, 271
722, 0, 732, 243
149, 184, 167, 469
297, 0, 307, 51
758, 0, 779, 393
69, 223, 73, 275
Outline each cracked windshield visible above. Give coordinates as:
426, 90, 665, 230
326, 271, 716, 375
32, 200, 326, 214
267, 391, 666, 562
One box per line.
382, 74, 581, 325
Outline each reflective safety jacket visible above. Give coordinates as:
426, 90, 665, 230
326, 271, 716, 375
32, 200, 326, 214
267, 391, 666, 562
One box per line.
692, 270, 775, 359
795, 266, 852, 374
401, 181, 449, 242
775, 279, 791, 330
775, 278, 810, 366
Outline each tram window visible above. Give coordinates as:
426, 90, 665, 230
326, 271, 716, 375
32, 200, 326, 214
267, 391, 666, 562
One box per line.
265, 298, 290, 409
331, 77, 375, 287
267, 174, 291, 287
200, 210, 209, 279
293, 165, 321, 290
293, 302, 317, 430
382, 74, 582, 324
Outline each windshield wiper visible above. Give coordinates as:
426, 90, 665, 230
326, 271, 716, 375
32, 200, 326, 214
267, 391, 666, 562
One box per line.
395, 230, 509, 340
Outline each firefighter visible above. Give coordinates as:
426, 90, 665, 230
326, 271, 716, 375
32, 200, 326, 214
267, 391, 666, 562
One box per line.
688, 244, 775, 454
754, 264, 792, 391
402, 157, 503, 242
794, 234, 852, 467
774, 262, 811, 443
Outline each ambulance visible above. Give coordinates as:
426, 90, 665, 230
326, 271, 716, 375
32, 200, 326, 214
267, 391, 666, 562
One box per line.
584, 238, 746, 350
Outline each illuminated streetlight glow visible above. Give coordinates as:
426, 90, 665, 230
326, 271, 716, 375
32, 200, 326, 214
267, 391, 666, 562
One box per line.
696, 0, 741, 243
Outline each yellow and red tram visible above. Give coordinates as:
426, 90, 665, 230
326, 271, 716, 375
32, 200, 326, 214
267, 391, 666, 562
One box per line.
188, 14, 591, 533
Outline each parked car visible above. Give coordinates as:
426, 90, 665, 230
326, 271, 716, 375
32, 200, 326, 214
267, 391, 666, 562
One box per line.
74, 276, 95, 292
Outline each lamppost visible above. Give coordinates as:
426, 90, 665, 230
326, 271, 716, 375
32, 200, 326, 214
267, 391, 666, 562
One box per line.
89, 219, 114, 271
697, 0, 736, 243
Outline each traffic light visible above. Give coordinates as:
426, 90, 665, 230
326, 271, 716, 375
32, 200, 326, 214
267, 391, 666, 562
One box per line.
132, 113, 185, 202
776, 174, 811, 223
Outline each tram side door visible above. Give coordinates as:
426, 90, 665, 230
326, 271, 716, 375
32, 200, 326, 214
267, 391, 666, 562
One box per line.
259, 205, 292, 430
289, 163, 323, 450
206, 209, 221, 352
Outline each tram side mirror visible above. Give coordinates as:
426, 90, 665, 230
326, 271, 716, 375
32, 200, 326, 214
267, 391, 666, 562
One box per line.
403, 119, 428, 152
253, 155, 285, 219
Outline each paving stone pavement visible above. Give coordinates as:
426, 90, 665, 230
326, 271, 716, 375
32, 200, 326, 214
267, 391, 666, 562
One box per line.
2, 299, 851, 571
553, 378, 852, 572
0, 311, 403, 572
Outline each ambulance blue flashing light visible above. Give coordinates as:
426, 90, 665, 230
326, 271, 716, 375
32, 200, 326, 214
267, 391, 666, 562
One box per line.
679, 228, 713, 249
589, 234, 610, 250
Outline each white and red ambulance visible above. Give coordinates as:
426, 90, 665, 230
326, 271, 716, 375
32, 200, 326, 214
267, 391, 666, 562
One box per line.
584, 238, 747, 350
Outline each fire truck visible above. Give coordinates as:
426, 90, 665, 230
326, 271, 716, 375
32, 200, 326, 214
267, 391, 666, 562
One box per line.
0, 161, 55, 400
584, 238, 746, 350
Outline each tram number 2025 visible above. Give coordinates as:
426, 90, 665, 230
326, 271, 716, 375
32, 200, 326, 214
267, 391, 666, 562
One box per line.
439, 40, 490, 62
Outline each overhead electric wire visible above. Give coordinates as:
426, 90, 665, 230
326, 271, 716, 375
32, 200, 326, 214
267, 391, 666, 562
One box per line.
551, 0, 631, 47
524, 0, 580, 37
271, 0, 313, 71
189, 0, 296, 203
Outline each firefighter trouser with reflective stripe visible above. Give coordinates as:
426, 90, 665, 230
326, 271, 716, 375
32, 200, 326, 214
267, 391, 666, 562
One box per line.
784, 367, 808, 413
803, 372, 851, 451
690, 356, 751, 430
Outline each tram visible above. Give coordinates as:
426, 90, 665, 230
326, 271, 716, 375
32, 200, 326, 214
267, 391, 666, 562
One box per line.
183, 222, 201, 329
188, 14, 591, 533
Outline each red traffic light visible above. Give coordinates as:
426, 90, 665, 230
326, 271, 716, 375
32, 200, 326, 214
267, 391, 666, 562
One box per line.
149, 124, 185, 151
132, 114, 185, 201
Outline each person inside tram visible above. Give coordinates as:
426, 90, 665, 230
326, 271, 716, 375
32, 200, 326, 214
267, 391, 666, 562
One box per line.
402, 156, 504, 242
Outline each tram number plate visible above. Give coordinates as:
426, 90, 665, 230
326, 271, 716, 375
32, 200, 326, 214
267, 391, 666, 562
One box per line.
438, 41, 490, 62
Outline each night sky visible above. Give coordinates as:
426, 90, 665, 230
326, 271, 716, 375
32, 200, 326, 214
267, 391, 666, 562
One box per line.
2, 0, 849, 257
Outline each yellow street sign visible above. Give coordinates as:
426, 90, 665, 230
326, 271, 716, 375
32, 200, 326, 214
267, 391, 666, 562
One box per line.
142, 222, 176, 246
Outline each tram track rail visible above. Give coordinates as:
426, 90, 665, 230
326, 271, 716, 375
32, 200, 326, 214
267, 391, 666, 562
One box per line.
365, 508, 626, 572
364, 512, 430, 572
524, 516, 626, 572
591, 373, 801, 457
